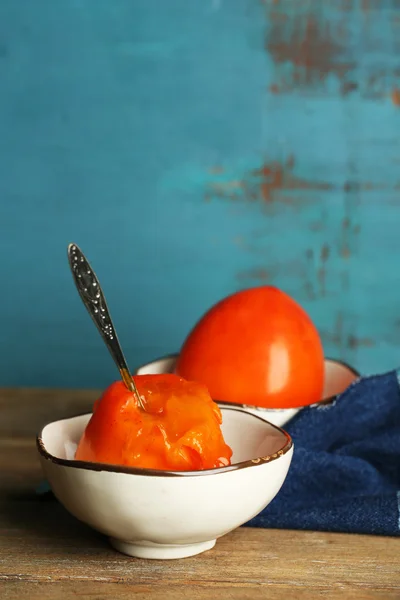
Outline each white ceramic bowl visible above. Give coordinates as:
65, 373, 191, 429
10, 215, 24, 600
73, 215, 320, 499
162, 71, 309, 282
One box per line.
136, 355, 359, 427
38, 407, 293, 560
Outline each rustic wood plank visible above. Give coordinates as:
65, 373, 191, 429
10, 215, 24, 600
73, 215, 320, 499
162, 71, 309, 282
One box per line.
0, 439, 42, 495
1, 387, 399, 599
0, 500, 399, 595
0, 387, 98, 437
1, 581, 398, 600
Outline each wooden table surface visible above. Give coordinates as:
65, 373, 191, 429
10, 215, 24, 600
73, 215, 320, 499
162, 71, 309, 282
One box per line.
1, 388, 399, 600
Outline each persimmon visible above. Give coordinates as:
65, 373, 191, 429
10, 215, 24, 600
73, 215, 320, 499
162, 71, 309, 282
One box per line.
175, 287, 324, 409
75, 374, 232, 471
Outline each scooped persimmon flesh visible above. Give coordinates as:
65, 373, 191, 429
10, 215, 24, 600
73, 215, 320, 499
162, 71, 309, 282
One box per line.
75, 374, 232, 471
175, 286, 324, 409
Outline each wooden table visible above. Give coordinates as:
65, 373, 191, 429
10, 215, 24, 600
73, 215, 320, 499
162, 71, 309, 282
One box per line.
1, 388, 399, 599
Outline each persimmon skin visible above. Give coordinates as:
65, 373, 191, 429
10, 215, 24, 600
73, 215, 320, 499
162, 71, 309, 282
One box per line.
175, 287, 324, 409
75, 374, 232, 471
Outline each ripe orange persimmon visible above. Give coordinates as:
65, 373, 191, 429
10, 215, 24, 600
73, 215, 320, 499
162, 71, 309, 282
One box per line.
175, 287, 324, 409
75, 374, 232, 471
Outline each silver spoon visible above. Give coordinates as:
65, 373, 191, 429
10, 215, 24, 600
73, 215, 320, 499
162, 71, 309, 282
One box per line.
67, 243, 146, 411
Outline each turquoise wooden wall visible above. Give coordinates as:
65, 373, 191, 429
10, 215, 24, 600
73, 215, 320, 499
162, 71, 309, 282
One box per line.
1, 0, 400, 388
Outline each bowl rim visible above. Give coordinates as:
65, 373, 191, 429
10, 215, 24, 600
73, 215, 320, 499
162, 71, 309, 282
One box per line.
135, 353, 360, 412
36, 406, 293, 479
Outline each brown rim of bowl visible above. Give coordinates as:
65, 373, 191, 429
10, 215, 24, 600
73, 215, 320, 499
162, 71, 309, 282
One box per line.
36, 407, 293, 479
135, 354, 360, 412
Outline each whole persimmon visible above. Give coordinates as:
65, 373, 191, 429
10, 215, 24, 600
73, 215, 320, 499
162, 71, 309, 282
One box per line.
175, 287, 324, 409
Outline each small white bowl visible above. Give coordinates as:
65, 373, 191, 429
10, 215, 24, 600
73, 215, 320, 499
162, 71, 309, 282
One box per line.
37, 408, 293, 560
136, 355, 359, 427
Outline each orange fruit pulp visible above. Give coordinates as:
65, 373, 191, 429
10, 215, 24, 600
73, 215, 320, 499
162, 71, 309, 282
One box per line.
75, 374, 233, 471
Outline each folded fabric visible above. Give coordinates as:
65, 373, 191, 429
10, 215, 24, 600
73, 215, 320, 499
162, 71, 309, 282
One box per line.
246, 370, 400, 536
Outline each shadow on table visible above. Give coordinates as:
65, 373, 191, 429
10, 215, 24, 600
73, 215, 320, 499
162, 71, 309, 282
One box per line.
1, 491, 111, 555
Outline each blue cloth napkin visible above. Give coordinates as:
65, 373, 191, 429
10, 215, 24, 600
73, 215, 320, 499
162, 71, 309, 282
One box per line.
246, 369, 400, 536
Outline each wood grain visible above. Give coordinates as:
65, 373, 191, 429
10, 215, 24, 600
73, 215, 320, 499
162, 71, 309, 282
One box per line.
1, 581, 399, 600
0, 387, 99, 437
1, 388, 399, 599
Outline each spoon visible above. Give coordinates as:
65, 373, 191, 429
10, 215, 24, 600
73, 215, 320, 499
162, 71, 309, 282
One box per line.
67, 243, 146, 411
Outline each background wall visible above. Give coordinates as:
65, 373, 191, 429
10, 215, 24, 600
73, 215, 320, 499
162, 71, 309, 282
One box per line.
1, 0, 400, 389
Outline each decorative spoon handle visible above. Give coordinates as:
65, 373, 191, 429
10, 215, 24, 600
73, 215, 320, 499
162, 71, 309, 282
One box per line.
67, 243, 145, 411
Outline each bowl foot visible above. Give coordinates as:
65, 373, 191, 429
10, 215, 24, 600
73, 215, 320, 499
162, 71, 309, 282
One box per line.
109, 537, 216, 560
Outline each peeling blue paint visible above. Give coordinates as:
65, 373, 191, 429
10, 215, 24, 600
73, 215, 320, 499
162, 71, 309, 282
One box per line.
0, 0, 400, 388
